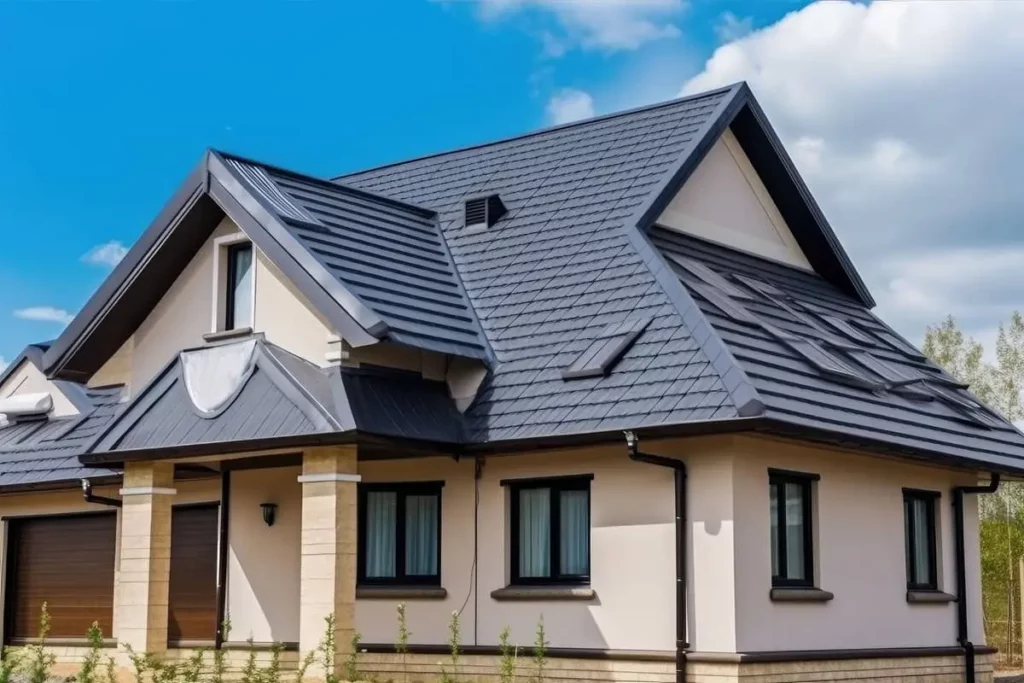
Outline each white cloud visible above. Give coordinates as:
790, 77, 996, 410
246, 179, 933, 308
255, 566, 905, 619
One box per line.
82, 240, 128, 268
477, 0, 684, 52
715, 12, 753, 43
547, 88, 596, 124
681, 0, 1024, 343
14, 307, 74, 326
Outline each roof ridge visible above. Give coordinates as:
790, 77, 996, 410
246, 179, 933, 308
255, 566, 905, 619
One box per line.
331, 83, 745, 181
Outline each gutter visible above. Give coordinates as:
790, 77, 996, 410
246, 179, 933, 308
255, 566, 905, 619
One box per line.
623, 431, 687, 683
952, 474, 999, 683
80, 479, 121, 508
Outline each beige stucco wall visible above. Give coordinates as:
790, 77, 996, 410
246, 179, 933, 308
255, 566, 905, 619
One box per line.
89, 338, 134, 391
728, 435, 983, 652
657, 128, 812, 270
119, 217, 336, 393
0, 358, 79, 417
226, 467, 302, 644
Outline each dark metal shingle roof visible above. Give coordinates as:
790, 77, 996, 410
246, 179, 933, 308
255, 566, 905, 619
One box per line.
338, 89, 746, 442
651, 228, 1024, 471
217, 154, 490, 361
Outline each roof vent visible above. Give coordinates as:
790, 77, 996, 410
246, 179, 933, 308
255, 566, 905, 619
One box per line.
465, 195, 507, 229
0, 392, 53, 422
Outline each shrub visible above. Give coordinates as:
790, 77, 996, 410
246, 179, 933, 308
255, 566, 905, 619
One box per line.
0, 647, 22, 683
498, 626, 516, 683
25, 603, 56, 683
395, 604, 410, 683
343, 631, 361, 683
438, 611, 461, 683
78, 622, 105, 683
531, 617, 547, 683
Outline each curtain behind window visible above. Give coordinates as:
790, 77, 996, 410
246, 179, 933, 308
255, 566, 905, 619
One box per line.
559, 490, 589, 576
911, 497, 931, 582
784, 482, 805, 580
230, 245, 253, 328
405, 494, 438, 576
366, 491, 397, 577
519, 488, 550, 578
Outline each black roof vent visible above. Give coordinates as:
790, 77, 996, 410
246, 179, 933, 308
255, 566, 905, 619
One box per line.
465, 194, 507, 229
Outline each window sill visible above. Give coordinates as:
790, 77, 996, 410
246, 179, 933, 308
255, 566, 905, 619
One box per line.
203, 327, 254, 343
769, 587, 834, 603
357, 586, 448, 600
907, 590, 956, 604
491, 585, 596, 602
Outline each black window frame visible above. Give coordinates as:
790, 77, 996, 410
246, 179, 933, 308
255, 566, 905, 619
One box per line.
768, 469, 818, 588
505, 474, 593, 586
357, 481, 443, 587
224, 242, 253, 331
903, 488, 940, 591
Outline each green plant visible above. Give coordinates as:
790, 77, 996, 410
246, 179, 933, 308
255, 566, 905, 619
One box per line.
498, 626, 516, 683
395, 604, 410, 683
25, 602, 56, 683
438, 611, 461, 683
319, 613, 339, 683
78, 621, 105, 683
124, 644, 151, 683
260, 641, 284, 683
151, 659, 179, 683
531, 617, 547, 683
104, 655, 117, 683
241, 637, 260, 683
343, 631, 362, 683
211, 617, 232, 683
296, 649, 317, 683
0, 647, 23, 683
180, 648, 206, 683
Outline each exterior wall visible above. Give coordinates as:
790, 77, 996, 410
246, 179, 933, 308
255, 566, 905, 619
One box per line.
123, 217, 337, 394
728, 435, 983, 652
657, 128, 812, 270
227, 467, 302, 645
356, 448, 677, 652
0, 358, 79, 417
89, 338, 134, 390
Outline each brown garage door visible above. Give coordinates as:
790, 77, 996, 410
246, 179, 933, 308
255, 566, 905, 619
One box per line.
5, 512, 116, 642
168, 504, 219, 644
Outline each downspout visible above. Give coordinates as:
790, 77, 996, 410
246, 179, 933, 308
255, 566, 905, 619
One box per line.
624, 431, 687, 683
80, 479, 122, 507
953, 473, 999, 683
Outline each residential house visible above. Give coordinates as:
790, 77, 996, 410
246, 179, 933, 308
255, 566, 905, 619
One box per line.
0, 83, 1019, 683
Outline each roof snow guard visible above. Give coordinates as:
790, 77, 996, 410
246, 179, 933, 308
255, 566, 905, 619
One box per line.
82, 338, 465, 464
42, 150, 490, 383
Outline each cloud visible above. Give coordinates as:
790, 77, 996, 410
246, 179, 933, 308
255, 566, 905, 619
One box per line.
681, 0, 1024, 343
81, 240, 128, 268
476, 0, 684, 52
14, 307, 74, 326
714, 12, 753, 43
547, 88, 595, 124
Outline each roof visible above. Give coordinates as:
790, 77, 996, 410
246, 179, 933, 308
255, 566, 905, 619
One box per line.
42, 151, 489, 382
82, 338, 464, 463
0, 363, 122, 490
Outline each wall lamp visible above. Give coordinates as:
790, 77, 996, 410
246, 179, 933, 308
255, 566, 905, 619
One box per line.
260, 502, 277, 527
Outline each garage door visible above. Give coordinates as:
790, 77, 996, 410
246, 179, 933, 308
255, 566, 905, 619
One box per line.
4, 512, 116, 642
168, 504, 219, 645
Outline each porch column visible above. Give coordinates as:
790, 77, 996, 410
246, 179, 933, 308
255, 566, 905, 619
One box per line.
115, 461, 176, 656
298, 446, 359, 673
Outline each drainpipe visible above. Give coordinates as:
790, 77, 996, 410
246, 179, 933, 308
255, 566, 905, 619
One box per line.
953, 473, 999, 683
624, 431, 687, 683
80, 479, 121, 508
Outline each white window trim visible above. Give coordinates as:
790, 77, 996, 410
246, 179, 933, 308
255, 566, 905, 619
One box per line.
210, 233, 257, 334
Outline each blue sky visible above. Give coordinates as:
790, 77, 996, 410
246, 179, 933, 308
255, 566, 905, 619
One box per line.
3, 0, 1022, 368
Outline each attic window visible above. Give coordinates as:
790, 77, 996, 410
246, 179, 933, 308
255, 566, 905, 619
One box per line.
563, 317, 652, 380
820, 315, 874, 345
665, 254, 753, 300
690, 282, 760, 326
464, 195, 507, 229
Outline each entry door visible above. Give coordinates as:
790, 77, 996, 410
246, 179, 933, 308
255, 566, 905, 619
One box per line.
168, 504, 219, 645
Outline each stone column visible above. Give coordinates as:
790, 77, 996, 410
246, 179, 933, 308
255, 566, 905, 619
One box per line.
115, 461, 175, 656
298, 446, 359, 674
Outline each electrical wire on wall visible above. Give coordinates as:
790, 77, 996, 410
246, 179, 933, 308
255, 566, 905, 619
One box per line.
456, 456, 483, 645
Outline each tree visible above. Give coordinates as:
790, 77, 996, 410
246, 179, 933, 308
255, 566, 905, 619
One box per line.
923, 312, 1024, 664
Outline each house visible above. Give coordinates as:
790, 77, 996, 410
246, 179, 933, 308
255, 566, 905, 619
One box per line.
0, 82, 1018, 683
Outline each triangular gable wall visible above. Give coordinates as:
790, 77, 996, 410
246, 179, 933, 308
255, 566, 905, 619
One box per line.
657, 128, 812, 271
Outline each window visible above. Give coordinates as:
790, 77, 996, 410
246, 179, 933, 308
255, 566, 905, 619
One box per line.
769, 469, 817, 587
507, 475, 592, 585
224, 243, 253, 331
904, 489, 939, 590
358, 482, 442, 585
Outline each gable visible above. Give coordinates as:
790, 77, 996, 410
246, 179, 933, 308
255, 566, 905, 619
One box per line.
0, 358, 79, 418
657, 129, 811, 271
100, 216, 335, 394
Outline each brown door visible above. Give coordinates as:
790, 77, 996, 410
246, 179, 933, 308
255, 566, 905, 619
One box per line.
168, 504, 219, 644
5, 513, 116, 642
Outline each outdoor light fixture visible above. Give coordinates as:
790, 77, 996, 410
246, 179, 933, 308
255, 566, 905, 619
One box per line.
260, 502, 277, 527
